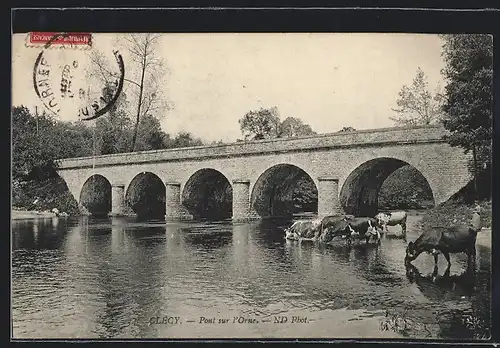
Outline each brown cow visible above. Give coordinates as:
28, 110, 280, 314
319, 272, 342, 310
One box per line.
405, 205, 482, 269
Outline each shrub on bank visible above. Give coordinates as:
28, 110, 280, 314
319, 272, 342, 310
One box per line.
421, 200, 491, 230
421, 167, 492, 230
12, 176, 80, 215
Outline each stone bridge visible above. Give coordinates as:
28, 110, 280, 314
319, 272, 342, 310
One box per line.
56, 125, 472, 221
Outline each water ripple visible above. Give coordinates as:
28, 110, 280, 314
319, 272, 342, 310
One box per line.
11, 215, 491, 340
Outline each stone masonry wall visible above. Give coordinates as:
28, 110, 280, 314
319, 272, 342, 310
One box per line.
56, 125, 472, 219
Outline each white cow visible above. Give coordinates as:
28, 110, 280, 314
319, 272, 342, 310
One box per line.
284, 219, 322, 241
375, 211, 408, 236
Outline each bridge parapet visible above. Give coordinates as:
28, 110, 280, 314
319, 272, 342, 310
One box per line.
57, 125, 448, 169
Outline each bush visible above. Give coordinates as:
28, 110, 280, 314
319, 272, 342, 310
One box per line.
421, 200, 491, 230
12, 176, 80, 215
378, 165, 435, 210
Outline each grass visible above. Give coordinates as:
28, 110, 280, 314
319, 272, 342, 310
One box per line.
421, 200, 492, 230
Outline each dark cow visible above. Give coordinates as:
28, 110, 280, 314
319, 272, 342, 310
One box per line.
405, 205, 482, 269
319, 214, 355, 238
319, 218, 353, 244
345, 217, 383, 245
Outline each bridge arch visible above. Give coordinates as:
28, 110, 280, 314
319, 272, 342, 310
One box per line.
181, 168, 233, 221
79, 174, 112, 216
125, 171, 166, 219
339, 157, 435, 216
251, 163, 318, 219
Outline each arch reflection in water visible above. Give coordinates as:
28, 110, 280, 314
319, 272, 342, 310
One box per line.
86, 219, 168, 338
12, 218, 70, 250
181, 222, 233, 250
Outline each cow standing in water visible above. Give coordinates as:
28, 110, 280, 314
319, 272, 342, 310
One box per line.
375, 211, 408, 237
284, 219, 322, 241
344, 217, 384, 245
319, 214, 355, 238
405, 205, 482, 270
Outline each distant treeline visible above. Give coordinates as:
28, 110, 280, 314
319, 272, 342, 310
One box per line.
12, 106, 206, 182
12, 105, 206, 214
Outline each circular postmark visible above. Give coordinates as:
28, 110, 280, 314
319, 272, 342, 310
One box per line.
32, 32, 125, 121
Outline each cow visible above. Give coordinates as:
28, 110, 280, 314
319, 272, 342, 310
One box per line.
284, 219, 322, 241
319, 218, 353, 244
375, 211, 408, 237
344, 217, 384, 245
405, 205, 482, 269
318, 214, 355, 238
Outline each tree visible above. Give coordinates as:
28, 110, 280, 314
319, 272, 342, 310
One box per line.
12, 106, 55, 179
440, 34, 493, 199
134, 114, 170, 151
390, 67, 444, 126
12, 106, 95, 180
87, 34, 171, 152
239, 106, 281, 140
119, 34, 171, 151
278, 117, 316, 138
170, 131, 204, 148
337, 126, 356, 132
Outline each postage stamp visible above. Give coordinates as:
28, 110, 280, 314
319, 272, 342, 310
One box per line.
11, 17, 494, 343
26, 32, 93, 49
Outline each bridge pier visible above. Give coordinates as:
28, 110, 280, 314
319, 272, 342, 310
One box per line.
165, 182, 183, 221
318, 177, 342, 218
109, 183, 125, 216
232, 180, 251, 222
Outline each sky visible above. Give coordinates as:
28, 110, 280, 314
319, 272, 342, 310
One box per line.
12, 33, 446, 143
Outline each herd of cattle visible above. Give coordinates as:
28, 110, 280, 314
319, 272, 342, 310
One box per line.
284, 205, 483, 270
284, 211, 407, 245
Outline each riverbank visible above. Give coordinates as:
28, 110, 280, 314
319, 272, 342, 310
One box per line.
475, 228, 492, 249
12, 209, 63, 220
421, 200, 492, 229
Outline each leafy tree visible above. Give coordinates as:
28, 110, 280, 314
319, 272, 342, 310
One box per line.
170, 131, 204, 148
278, 117, 316, 138
337, 126, 356, 132
96, 81, 132, 154
239, 106, 281, 140
12, 106, 96, 180
134, 114, 169, 151
390, 67, 444, 126
440, 34, 493, 199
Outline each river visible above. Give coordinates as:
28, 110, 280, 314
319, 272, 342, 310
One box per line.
11, 213, 491, 340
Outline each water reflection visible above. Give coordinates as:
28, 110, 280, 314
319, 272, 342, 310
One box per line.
11, 214, 491, 340
405, 263, 476, 301
12, 218, 69, 250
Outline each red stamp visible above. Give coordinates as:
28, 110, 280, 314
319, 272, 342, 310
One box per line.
27, 32, 92, 48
